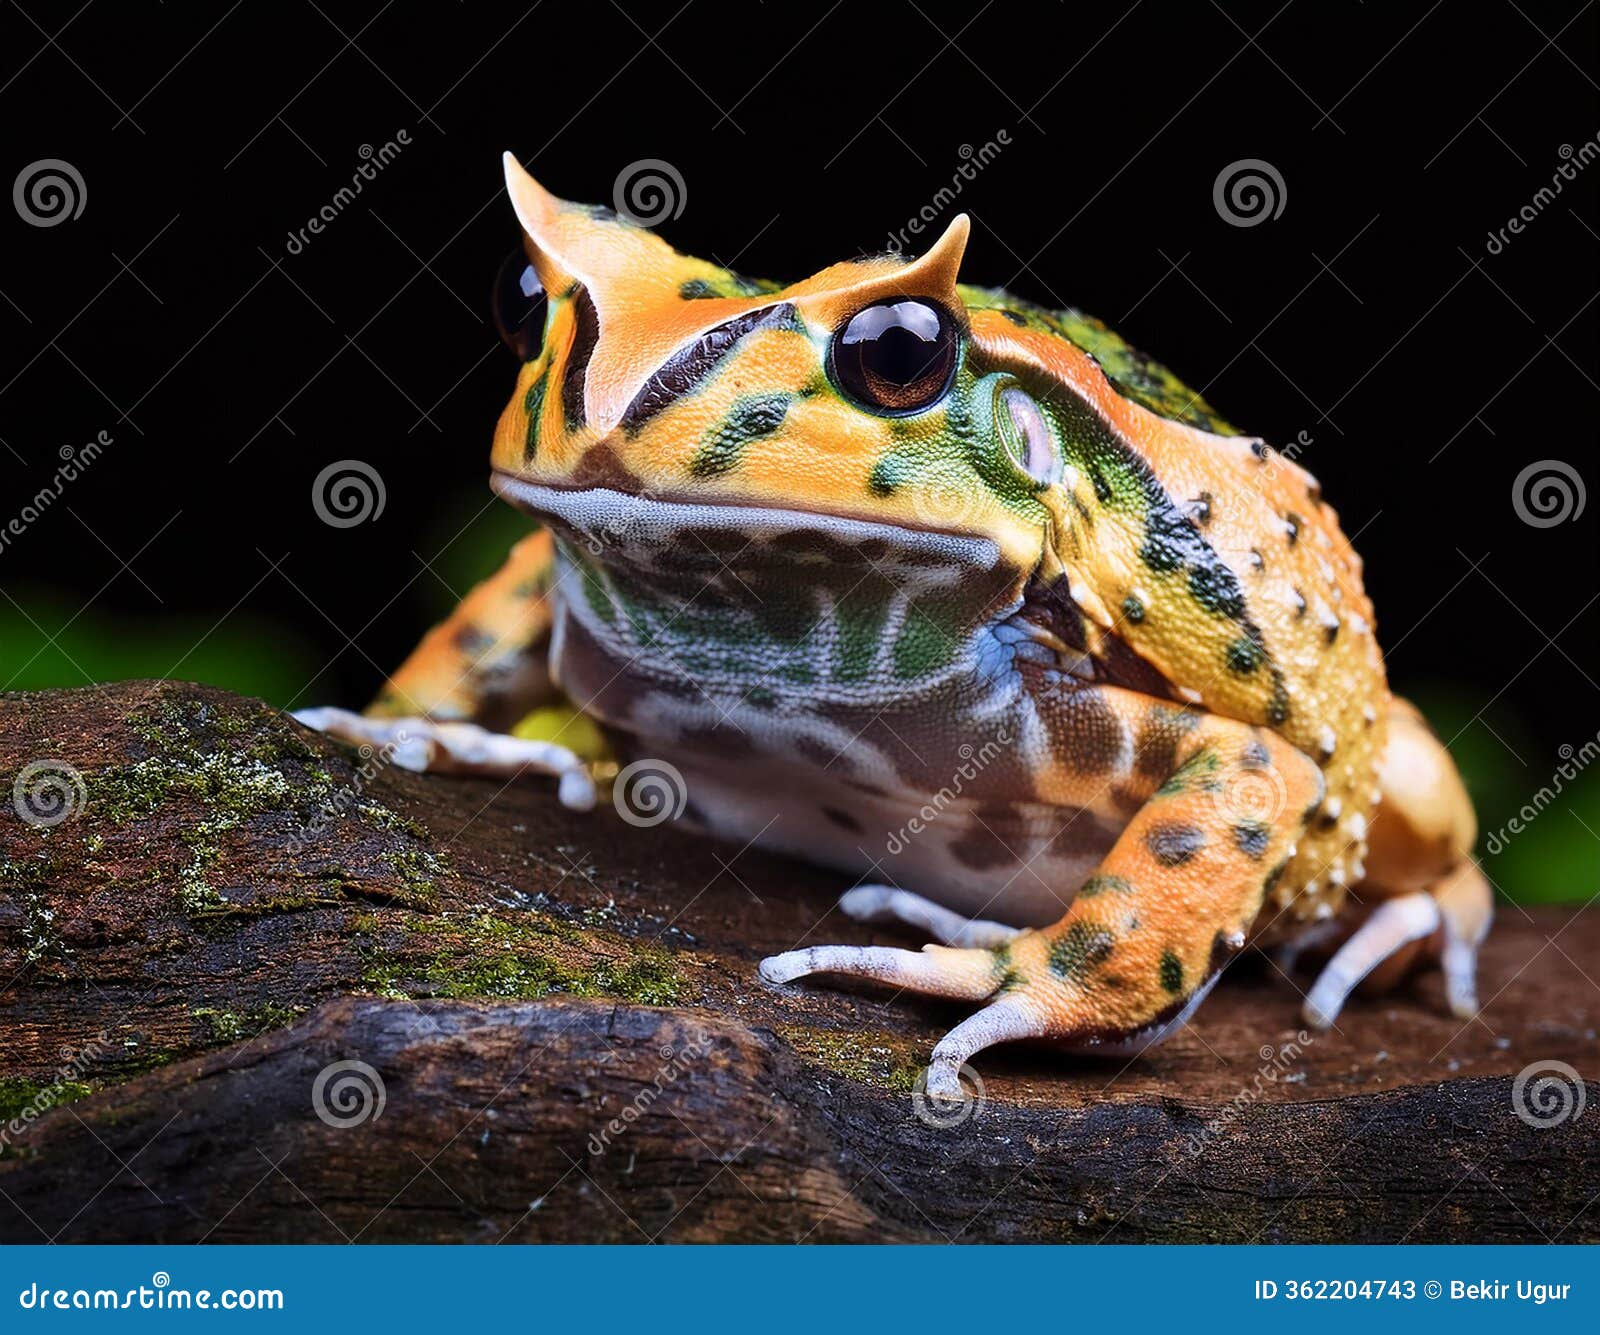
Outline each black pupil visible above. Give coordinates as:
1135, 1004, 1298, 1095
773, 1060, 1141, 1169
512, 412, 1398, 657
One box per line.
493, 248, 546, 360
832, 298, 956, 414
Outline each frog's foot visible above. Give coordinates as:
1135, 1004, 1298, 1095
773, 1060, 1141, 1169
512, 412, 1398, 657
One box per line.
836, 884, 1023, 949
764, 713, 1323, 1091
292, 707, 596, 811
1302, 861, 1491, 1029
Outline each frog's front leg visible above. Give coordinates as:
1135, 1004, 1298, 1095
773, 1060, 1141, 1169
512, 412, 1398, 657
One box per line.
762, 690, 1325, 1092
294, 530, 598, 809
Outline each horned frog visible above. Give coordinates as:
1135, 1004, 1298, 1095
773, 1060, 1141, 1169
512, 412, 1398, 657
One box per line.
300, 154, 1489, 1097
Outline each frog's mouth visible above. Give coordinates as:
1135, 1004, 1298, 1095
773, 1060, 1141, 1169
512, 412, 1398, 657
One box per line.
491, 473, 1010, 576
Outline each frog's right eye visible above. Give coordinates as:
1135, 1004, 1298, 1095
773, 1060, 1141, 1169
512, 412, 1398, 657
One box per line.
493, 248, 547, 360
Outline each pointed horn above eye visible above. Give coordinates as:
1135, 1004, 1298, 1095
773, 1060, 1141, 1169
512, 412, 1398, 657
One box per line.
903, 212, 970, 296
502, 151, 688, 303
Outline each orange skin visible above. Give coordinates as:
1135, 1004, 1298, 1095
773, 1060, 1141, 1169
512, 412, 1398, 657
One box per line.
337, 156, 1488, 1080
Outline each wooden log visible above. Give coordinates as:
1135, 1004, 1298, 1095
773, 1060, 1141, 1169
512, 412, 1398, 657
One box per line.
1, 681, 1595, 1243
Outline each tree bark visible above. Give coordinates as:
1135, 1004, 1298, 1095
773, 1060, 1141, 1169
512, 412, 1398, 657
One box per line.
1, 681, 1595, 1243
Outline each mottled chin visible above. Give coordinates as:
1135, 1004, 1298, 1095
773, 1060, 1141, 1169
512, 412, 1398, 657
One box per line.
490, 472, 1009, 577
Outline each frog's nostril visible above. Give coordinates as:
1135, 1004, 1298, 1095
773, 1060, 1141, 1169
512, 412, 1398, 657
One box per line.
997, 385, 1061, 486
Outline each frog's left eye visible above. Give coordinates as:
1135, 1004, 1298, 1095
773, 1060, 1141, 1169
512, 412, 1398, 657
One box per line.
829, 298, 959, 415
493, 248, 547, 360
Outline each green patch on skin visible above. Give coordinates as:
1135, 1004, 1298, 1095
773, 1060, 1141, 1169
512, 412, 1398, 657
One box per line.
868, 452, 914, 496
1157, 748, 1221, 797
522, 369, 548, 460
835, 591, 892, 682
0, 1077, 93, 1128
1159, 950, 1184, 994
689, 393, 790, 478
1077, 873, 1133, 898
773, 1026, 924, 1093
1048, 922, 1116, 982
892, 604, 961, 681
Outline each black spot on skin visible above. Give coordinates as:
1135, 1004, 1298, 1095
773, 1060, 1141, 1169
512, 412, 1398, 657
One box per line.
1233, 820, 1270, 858
1292, 588, 1308, 618
623, 304, 797, 434
1187, 562, 1246, 619
1089, 465, 1114, 505
452, 625, 494, 658
1189, 492, 1213, 527
1263, 858, 1291, 895
1250, 440, 1270, 462
1241, 738, 1272, 770
1267, 676, 1291, 727
1324, 620, 1340, 645
821, 806, 863, 833
1122, 594, 1145, 624
678, 279, 717, 300
1227, 636, 1264, 674
999, 308, 1027, 325
1048, 922, 1116, 982
1284, 512, 1303, 545
561, 286, 600, 428
1134, 705, 1199, 779
1146, 822, 1207, 866
1077, 873, 1133, 898
1159, 950, 1184, 994
1248, 547, 1265, 572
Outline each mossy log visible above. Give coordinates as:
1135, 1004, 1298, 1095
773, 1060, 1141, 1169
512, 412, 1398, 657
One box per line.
1, 681, 1595, 1243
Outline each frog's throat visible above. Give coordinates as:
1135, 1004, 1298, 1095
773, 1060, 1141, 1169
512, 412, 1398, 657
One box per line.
491, 472, 1009, 574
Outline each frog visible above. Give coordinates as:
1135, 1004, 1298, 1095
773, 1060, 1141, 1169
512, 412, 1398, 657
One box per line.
298, 154, 1490, 1098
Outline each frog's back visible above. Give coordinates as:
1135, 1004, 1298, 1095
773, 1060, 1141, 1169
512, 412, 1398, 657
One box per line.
960, 285, 1388, 921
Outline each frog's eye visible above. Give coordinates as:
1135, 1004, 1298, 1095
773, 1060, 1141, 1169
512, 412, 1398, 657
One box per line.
829, 298, 959, 415
492, 248, 547, 360
998, 386, 1062, 486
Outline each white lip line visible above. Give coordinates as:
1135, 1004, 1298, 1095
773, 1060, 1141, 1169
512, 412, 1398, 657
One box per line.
490, 471, 1002, 555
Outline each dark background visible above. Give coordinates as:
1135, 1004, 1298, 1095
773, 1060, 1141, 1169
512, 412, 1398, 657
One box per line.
2, 1, 1596, 900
